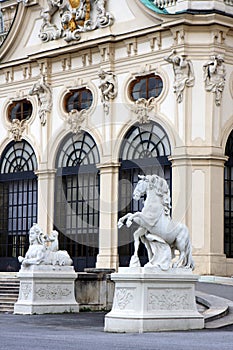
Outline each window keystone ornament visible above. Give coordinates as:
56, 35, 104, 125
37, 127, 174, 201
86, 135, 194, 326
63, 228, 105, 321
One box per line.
203, 55, 226, 106
39, 0, 114, 43
132, 97, 156, 124
9, 119, 27, 142
67, 109, 88, 134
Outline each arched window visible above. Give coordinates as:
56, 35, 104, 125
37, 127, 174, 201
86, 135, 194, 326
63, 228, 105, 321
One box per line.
54, 132, 100, 271
0, 140, 38, 272
0, 10, 4, 34
118, 122, 171, 266
224, 131, 233, 257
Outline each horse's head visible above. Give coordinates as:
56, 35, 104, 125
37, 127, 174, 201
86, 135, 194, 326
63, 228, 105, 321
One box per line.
133, 175, 149, 200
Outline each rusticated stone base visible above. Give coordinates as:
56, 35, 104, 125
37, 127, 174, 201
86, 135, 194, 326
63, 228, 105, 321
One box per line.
104, 267, 204, 333
14, 265, 79, 314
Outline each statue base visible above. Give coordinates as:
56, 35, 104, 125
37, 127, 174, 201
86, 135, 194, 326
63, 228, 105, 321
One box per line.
14, 265, 79, 314
104, 267, 204, 332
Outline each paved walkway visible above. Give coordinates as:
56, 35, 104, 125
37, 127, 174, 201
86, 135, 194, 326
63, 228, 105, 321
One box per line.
1, 278, 233, 350
0, 311, 233, 350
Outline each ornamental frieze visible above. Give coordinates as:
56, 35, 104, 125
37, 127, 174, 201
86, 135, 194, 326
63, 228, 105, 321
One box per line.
39, 0, 114, 43
36, 285, 71, 300
148, 289, 190, 311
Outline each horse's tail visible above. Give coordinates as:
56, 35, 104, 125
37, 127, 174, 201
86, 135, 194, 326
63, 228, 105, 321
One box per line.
185, 235, 195, 270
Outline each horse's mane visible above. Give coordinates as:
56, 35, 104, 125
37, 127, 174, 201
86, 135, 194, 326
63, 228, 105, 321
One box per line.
146, 175, 171, 216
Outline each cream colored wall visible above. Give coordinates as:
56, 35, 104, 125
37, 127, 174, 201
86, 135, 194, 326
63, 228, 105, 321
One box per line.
0, 1, 233, 274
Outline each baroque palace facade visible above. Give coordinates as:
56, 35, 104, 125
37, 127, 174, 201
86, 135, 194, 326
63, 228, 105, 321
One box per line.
0, 0, 233, 275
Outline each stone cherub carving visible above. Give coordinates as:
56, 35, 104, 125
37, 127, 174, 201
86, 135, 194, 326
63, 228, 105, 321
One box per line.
29, 76, 52, 126
164, 50, 195, 103
18, 223, 73, 267
98, 68, 118, 114
118, 175, 194, 270
203, 55, 226, 106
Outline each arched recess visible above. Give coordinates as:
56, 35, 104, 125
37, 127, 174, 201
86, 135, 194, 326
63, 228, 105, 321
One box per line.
224, 130, 233, 258
118, 122, 171, 266
54, 132, 100, 271
0, 140, 38, 272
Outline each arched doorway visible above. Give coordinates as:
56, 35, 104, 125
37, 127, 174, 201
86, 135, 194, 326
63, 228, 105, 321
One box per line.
224, 130, 233, 257
54, 132, 100, 271
118, 122, 171, 266
0, 140, 38, 272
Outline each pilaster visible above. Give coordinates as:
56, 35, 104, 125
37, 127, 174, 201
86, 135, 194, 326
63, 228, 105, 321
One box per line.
96, 162, 120, 270
170, 153, 228, 275
34, 168, 56, 235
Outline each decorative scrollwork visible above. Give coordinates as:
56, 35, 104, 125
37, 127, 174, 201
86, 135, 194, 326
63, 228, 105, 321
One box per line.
36, 285, 71, 300
115, 288, 133, 310
149, 289, 190, 310
39, 0, 114, 43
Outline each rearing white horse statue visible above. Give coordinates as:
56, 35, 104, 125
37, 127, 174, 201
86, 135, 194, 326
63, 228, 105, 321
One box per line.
118, 175, 195, 270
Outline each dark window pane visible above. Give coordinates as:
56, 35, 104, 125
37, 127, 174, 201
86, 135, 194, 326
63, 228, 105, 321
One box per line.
65, 88, 93, 113
8, 100, 32, 122
224, 130, 233, 257
130, 75, 163, 101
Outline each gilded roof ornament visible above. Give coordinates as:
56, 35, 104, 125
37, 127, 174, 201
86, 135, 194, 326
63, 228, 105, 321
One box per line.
39, 0, 114, 43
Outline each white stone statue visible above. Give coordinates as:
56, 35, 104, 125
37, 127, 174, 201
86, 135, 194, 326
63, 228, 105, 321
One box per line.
29, 76, 52, 126
118, 175, 195, 270
98, 68, 118, 114
18, 223, 73, 267
164, 49, 195, 103
203, 55, 226, 106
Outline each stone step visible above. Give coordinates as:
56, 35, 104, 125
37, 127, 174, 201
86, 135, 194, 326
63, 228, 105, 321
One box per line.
0, 295, 18, 301
204, 304, 233, 329
196, 291, 229, 322
196, 291, 233, 328
0, 277, 20, 313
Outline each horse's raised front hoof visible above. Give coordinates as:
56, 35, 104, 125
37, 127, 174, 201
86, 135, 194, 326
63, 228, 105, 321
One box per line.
126, 219, 132, 228
117, 221, 124, 229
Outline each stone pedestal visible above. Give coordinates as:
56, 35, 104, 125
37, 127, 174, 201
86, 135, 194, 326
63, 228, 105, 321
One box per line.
14, 265, 79, 314
104, 267, 204, 333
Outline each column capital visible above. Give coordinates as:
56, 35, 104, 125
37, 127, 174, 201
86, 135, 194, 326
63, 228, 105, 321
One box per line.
34, 168, 56, 177
96, 162, 121, 171
169, 154, 228, 167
